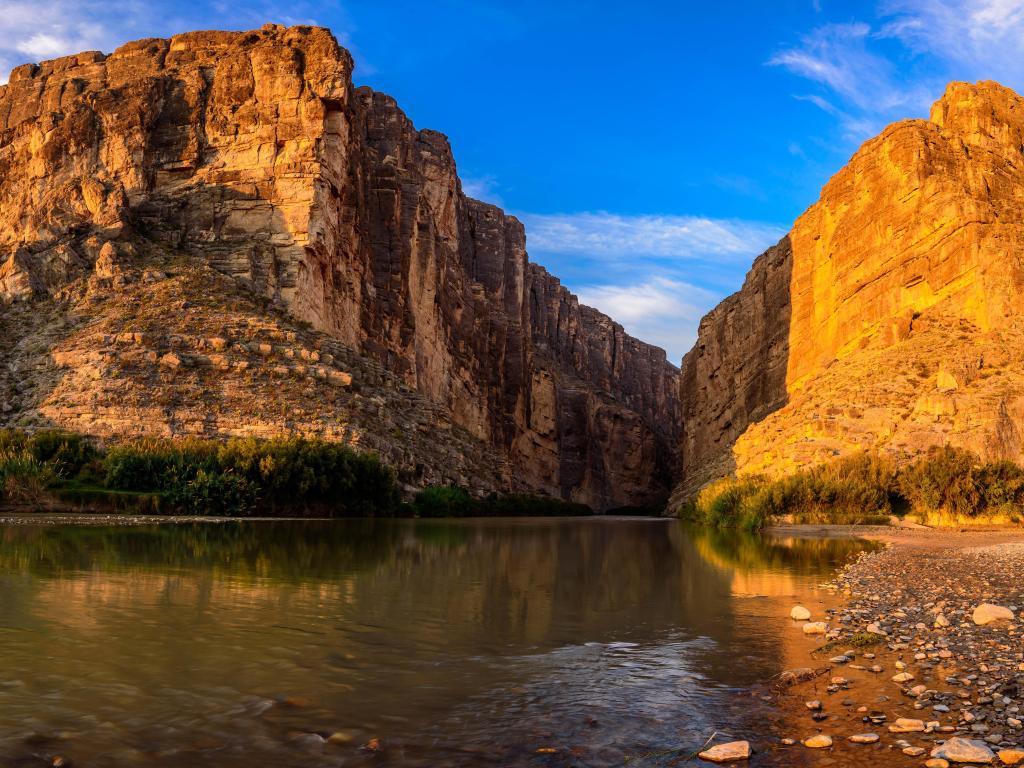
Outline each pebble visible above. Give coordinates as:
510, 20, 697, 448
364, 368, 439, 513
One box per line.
889, 717, 926, 733
803, 622, 828, 635
791, 606, 812, 621
848, 733, 879, 743
802, 734, 833, 748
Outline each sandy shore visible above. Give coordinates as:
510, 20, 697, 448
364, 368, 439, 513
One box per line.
755, 526, 1024, 767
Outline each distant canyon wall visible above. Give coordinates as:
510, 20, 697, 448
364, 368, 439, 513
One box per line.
0, 25, 678, 509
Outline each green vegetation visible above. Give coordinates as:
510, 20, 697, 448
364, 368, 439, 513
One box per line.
683, 447, 1024, 529
0, 429, 399, 517
0, 429, 593, 518
412, 485, 593, 518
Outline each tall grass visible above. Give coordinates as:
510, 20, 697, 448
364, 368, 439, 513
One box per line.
684, 448, 1024, 529
0, 449, 55, 506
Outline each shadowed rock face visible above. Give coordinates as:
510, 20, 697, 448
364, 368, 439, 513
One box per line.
0, 24, 679, 510
673, 80, 1024, 502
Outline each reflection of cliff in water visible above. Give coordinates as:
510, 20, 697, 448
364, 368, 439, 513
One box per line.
0, 519, 878, 767
0, 520, 874, 656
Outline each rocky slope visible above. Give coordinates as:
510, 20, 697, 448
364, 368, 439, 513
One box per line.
674, 80, 1024, 501
0, 25, 679, 510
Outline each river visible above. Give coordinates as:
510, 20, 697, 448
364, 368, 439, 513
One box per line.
0, 517, 877, 766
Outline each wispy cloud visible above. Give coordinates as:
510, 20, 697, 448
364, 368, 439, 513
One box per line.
461, 175, 504, 207
518, 212, 782, 264
576, 277, 719, 364
770, 21, 934, 142
773, 1, 1024, 145
516, 211, 785, 359
881, 0, 1024, 83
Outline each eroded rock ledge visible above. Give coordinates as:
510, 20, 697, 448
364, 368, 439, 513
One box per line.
0, 25, 679, 510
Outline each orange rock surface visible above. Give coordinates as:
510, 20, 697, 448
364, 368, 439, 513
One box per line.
675, 81, 1024, 499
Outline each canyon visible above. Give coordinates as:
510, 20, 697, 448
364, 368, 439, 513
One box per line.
9, 23, 1024, 512
0, 25, 678, 511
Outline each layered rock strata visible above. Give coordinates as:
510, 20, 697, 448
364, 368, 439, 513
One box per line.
0, 25, 678, 509
674, 80, 1024, 501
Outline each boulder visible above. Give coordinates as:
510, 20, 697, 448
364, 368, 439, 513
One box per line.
930, 738, 996, 763
973, 604, 1015, 626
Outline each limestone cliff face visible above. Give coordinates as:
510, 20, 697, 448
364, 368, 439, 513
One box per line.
674, 80, 1024, 500
0, 25, 678, 509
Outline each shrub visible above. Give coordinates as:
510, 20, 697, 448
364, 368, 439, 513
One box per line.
687, 453, 897, 529
899, 446, 982, 518
26, 430, 97, 477
413, 485, 474, 517
690, 476, 767, 530
103, 438, 219, 492
217, 438, 400, 516
0, 450, 55, 506
165, 468, 258, 516
977, 460, 1024, 512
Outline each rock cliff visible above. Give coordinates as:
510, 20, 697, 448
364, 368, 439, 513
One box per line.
0, 25, 679, 510
674, 80, 1024, 501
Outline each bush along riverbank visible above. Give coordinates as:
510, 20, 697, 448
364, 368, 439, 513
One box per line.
0, 430, 592, 518
682, 448, 1024, 530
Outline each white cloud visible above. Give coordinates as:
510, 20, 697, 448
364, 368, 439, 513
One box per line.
461, 175, 504, 207
518, 212, 783, 263
515, 212, 785, 359
881, 0, 1024, 84
774, 1, 1024, 145
575, 278, 720, 364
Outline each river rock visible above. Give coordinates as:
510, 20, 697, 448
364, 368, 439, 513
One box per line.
803, 734, 833, 748
999, 750, 1024, 766
697, 741, 751, 762
803, 622, 828, 635
890, 718, 926, 733
931, 737, 996, 763
928, 761, 951, 768
973, 605, 1016, 626
849, 733, 880, 743
791, 606, 812, 620
893, 672, 916, 683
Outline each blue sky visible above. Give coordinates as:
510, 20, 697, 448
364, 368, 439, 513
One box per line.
4, 1, 1024, 361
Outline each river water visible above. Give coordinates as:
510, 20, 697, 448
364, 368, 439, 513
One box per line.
0, 518, 877, 767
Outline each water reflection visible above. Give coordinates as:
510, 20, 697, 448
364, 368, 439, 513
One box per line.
0, 518, 877, 767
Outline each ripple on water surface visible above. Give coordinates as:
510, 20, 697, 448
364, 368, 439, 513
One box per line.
0, 518, 877, 766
